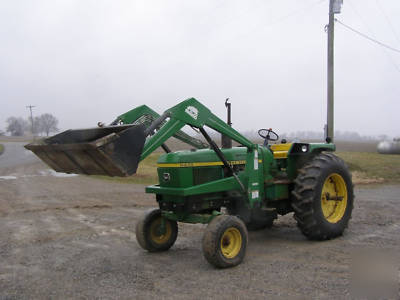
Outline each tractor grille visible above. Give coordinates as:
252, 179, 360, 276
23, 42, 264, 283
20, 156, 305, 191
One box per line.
193, 167, 222, 185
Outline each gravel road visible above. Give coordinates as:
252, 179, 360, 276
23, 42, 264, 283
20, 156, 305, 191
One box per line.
0, 142, 399, 299
0, 142, 38, 169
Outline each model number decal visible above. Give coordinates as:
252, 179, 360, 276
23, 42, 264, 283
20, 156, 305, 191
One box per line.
185, 106, 198, 120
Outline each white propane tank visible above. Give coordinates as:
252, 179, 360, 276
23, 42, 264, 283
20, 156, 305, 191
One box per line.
377, 138, 400, 154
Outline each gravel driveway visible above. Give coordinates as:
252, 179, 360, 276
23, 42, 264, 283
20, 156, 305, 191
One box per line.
0, 142, 399, 299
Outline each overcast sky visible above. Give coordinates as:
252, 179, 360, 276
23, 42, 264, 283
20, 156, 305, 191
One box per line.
1, 0, 399, 138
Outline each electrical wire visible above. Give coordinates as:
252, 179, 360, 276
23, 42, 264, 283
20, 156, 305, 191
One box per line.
210, 0, 327, 48
157, 0, 328, 71
345, 0, 400, 73
335, 18, 400, 54
238, 0, 327, 39
197, 0, 326, 46
374, 0, 400, 46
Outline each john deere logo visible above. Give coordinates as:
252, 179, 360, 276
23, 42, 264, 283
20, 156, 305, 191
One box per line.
163, 173, 170, 182
185, 106, 198, 120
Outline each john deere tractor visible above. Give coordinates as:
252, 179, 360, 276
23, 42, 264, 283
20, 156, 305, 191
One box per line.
26, 98, 353, 268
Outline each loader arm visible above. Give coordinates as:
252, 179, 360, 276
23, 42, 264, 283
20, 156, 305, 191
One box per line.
139, 98, 255, 161
110, 104, 208, 150
25, 97, 259, 187
142, 98, 263, 206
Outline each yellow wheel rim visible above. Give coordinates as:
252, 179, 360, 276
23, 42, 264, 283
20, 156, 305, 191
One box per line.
150, 217, 172, 244
321, 173, 348, 223
220, 227, 242, 259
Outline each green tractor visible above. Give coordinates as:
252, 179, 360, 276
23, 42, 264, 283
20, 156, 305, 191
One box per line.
26, 98, 353, 268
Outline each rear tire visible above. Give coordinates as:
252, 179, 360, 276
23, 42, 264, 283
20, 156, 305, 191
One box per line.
291, 153, 354, 240
136, 208, 178, 252
202, 215, 248, 268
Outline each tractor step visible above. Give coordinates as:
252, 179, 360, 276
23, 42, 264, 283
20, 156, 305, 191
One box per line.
25, 125, 146, 177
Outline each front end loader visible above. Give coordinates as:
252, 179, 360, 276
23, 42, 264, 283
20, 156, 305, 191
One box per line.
26, 98, 354, 268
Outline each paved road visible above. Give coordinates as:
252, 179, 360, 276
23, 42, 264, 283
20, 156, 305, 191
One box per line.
0, 142, 38, 169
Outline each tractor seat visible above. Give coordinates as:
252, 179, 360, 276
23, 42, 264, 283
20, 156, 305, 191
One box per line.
269, 143, 292, 159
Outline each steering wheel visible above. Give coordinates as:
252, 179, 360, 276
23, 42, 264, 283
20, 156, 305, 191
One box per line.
258, 128, 279, 146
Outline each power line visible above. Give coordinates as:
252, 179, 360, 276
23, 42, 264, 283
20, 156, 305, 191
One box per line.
154, 0, 328, 73
345, 0, 400, 73
346, 0, 372, 32
266, 0, 327, 29
218, 0, 327, 46
199, 0, 327, 46
335, 18, 400, 54
374, 0, 400, 46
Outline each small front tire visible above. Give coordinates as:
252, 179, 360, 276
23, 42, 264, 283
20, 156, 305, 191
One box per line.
202, 215, 248, 268
136, 208, 178, 252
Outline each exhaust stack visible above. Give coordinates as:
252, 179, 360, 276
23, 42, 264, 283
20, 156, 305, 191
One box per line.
221, 99, 232, 148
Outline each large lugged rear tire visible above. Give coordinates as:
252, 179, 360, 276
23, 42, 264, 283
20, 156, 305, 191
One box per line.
202, 215, 248, 268
136, 208, 178, 252
291, 153, 354, 240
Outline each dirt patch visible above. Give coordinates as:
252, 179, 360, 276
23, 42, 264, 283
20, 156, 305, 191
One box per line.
352, 171, 385, 184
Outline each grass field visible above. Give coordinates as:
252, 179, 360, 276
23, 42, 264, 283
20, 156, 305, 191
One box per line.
95, 150, 399, 186
337, 152, 400, 184
2, 135, 395, 184
93, 153, 161, 185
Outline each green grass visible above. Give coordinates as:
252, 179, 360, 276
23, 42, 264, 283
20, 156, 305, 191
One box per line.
0, 144, 4, 155
92, 153, 161, 185
337, 152, 400, 184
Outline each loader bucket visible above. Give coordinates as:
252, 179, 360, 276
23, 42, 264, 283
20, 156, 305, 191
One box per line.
25, 125, 146, 177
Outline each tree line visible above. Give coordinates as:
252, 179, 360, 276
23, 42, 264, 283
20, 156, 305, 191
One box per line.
240, 130, 387, 142
5, 113, 59, 136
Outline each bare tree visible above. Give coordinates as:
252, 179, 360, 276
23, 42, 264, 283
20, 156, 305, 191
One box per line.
6, 117, 29, 136
38, 113, 59, 136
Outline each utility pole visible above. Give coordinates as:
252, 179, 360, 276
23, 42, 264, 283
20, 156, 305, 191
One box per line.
326, 0, 343, 143
26, 105, 35, 137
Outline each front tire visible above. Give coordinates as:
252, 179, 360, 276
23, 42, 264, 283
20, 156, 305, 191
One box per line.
136, 208, 178, 252
291, 153, 354, 240
202, 215, 248, 268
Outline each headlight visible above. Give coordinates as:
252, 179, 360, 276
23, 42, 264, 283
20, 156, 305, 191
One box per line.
301, 145, 308, 153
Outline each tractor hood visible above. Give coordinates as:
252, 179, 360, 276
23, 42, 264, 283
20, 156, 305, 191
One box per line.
156, 147, 248, 168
